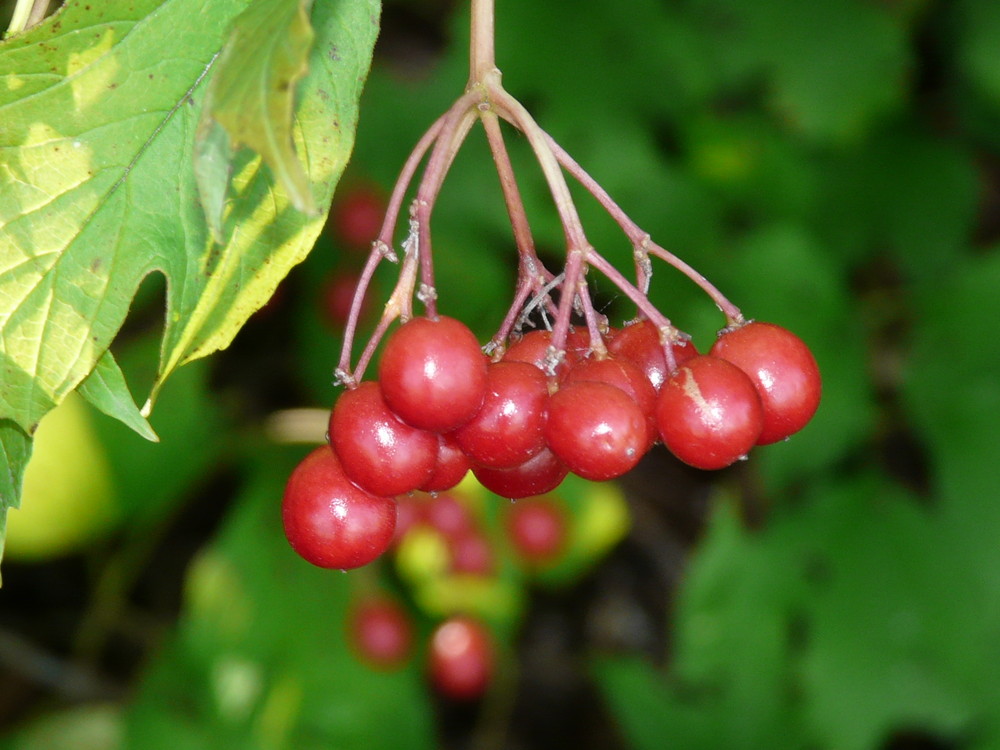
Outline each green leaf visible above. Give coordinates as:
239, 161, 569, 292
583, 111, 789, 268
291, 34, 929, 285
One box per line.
197, 0, 318, 221
690, 0, 909, 142
0, 418, 31, 580
0, 0, 380, 520
953, 0, 1000, 104
78, 350, 157, 442
193, 117, 235, 243
903, 250, 1000, 506
592, 656, 709, 750
0, 418, 31, 509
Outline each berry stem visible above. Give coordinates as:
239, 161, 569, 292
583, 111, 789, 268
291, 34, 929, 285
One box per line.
469, 0, 496, 85
413, 92, 480, 318
543, 133, 745, 327
480, 111, 566, 350
586, 249, 680, 372
377, 113, 449, 252
480, 111, 541, 277
488, 85, 596, 366
335, 113, 451, 383
490, 87, 588, 253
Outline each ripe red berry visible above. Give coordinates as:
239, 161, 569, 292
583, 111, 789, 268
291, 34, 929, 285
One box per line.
282, 446, 397, 569
504, 497, 567, 565
709, 321, 821, 445
472, 447, 569, 499
421, 433, 472, 493
330, 381, 438, 496
378, 316, 489, 433
656, 355, 764, 470
564, 355, 658, 449
607, 320, 698, 391
503, 326, 593, 375
329, 184, 385, 250
453, 361, 549, 469
545, 381, 650, 481
428, 616, 494, 701
348, 596, 414, 670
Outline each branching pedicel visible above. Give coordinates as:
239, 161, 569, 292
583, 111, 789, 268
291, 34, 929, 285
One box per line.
335, 0, 742, 386
281, 0, 822, 572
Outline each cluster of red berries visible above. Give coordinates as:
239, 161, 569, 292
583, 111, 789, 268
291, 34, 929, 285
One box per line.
348, 596, 494, 702
282, 310, 819, 571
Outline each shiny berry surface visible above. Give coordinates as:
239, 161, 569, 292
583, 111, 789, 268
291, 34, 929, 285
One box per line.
502, 329, 582, 378
545, 381, 650, 481
379, 316, 488, 432
281, 446, 397, 569
421, 433, 472, 492
607, 320, 698, 391
564, 355, 658, 448
472, 447, 569, 499
710, 321, 821, 445
330, 381, 437, 496
453, 361, 549, 469
428, 616, 494, 701
656, 355, 764, 470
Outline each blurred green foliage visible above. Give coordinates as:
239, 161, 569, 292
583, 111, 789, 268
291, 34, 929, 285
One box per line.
4, 0, 1000, 748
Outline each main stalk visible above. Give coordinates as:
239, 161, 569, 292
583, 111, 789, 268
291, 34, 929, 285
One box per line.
468, 0, 496, 85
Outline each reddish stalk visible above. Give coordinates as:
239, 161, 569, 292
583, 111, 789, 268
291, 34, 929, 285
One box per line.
543, 132, 744, 326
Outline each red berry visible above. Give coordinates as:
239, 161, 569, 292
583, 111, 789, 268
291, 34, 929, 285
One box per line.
453, 361, 549, 469
564, 355, 658, 450
330, 381, 438, 496
504, 497, 567, 565
607, 320, 698, 391
545, 381, 650, 481
420, 433, 472, 493
503, 326, 592, 376
472, 447, 569, 499
329, 184, 385, 250
656, 355, 764, 470
709, 322, 821, 445
282, 446, 397, 569
348, 596, 414, 670
428, 616, 494, 701
379, 316, 488, 433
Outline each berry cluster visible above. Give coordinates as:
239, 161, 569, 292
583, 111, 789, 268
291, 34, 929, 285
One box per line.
282, 314, 819, 570
280, 0, 821, 572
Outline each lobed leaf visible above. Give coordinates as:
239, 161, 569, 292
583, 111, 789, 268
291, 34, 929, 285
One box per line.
0, 0, 381, 553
